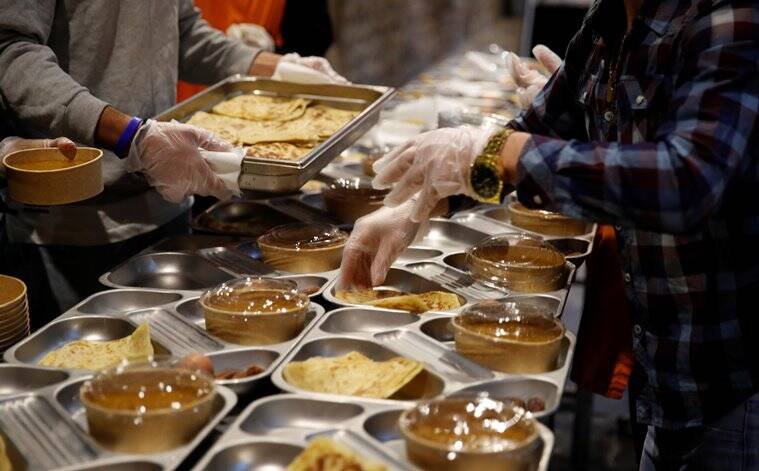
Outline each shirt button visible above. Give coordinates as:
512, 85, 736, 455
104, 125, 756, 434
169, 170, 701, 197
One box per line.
635, 95, 645, 105
633, 324, 642, 335
603, 110, 615, 122
624, 272, 632, 283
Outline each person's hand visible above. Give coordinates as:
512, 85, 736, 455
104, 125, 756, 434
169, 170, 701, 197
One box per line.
339, 196, 424, 289
277, 53, 349, 84
126, 120, 235, 204
372, 127, 492, 222
0, 136, 76, 160
226, 23, 275, 51
510, 45, 562, 109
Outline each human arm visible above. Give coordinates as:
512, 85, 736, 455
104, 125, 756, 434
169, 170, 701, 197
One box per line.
503, 9, 759, 233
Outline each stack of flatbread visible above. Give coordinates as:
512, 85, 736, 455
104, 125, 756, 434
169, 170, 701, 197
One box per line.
186, 94, 358, 161
335, 289, 463, 314
287, 437, 387, 471
283, 351, 423, 399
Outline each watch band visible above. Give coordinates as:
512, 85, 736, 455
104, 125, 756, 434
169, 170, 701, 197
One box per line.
469, 128, 515, 203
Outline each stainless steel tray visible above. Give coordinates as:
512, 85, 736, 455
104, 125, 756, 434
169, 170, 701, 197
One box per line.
270, 306, 575, 416
99, 250, 335, 298
323, 218, 577, 318
192, 393, 554, 471
155, 76, 395, 193
0, 363, 236, 471
5, 289, 327, 398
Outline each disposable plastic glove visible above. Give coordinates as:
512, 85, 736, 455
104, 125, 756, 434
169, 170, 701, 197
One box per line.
510, 45, 562, 109
126, 120, 235, 204
0, 136, 76, 160
277, 53, 349, 84
226, 23, 275, 51
372, 127, 492, 222
339, 195, 425, 289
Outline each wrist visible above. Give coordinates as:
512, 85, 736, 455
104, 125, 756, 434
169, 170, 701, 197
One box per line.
499, 131, 530, 184
94, 106, 134, 152
248, 51, 281, 76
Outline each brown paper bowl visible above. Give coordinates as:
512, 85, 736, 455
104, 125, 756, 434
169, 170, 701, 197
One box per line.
508, 202, 587, 236
3, 147, 103, 205
0, 275, 26, 311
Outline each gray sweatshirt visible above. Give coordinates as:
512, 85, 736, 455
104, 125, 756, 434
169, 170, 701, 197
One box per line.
0, 0, 260, 245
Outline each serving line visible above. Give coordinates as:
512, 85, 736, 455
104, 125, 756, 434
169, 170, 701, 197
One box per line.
269, 306, 575, 418
192, 393, 553, 471
0, 363, 236, 471
4, 289, 327, 398
155, 76, 396, 193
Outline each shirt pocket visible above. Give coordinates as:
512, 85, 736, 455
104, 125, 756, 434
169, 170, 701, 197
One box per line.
617, 75, 671, 143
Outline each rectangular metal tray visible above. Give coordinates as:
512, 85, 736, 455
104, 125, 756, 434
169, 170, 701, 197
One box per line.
155, 76, 395, 193
0, 365, 236, 471
270, 306, 575, 415
4, 289, 327, 399
192, 393, 554, 471
99, 250, 334, 298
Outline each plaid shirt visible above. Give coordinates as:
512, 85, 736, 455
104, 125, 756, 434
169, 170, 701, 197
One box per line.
510, 0, 759, 428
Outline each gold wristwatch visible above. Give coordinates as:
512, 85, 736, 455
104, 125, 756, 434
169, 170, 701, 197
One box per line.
469, 129, 514, 203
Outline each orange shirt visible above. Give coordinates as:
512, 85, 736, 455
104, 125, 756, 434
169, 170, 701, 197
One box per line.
177, 0, 286, 102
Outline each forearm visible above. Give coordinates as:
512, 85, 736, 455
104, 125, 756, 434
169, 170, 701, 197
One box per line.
94, 106, 133, 150
248, 51, 281, 76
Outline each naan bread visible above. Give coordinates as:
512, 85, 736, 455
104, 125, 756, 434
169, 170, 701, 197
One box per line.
213, 95, 311, 122
283, 351, 423, 399
335, 290, 462, 314
245, 142, 315, 161
0, 435, 10, 471
287, 437, 387, 471
38, 323, 154, 370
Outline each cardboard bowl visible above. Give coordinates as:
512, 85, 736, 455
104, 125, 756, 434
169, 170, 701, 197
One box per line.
3, 147, 103, 205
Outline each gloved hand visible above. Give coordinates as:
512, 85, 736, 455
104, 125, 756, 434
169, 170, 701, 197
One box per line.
0, 136, 76, 160
276, 53, 349, 84
226, 23, 275, 51
126, 120, 235, 204
372, 127, 492, 222
509, 45, 562, 109
339, 196, 425, 289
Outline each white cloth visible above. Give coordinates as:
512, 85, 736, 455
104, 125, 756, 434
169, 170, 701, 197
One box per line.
200, 148, 245, 196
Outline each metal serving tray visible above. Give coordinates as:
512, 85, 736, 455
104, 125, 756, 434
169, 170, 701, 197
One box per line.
155, 76, 395, 193
270, 306, 575, 416
323, 219, 577, 318
0, 363, 236, 471
192, 393, 554, 471
5, 289, 327, 399
99, 250, 334, 298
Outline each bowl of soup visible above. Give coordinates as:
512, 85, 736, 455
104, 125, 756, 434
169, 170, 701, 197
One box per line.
399, 397, 541, 471
200, 277, 309, 345
257, 223, 348, 273
3, 147, 103, 205
451, 299, 565, 373
80, 356, 215, 453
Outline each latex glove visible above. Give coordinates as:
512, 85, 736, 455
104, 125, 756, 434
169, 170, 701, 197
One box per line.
510, 45, 562, 109
126, 120, 235, 204
226, 23, 275, 52
339, 196, 424, 289
277, 53, 349, 84
0, 136, 76, 160
372, 127, 492, 222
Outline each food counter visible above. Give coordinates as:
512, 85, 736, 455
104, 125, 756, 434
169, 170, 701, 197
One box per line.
0, 44, 588, 471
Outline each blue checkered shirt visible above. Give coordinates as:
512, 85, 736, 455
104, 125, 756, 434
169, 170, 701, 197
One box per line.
509, 0, 759, 428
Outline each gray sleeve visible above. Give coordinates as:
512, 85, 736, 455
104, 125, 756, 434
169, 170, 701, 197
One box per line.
0, 1, 109, 144
177, 0, 262, 85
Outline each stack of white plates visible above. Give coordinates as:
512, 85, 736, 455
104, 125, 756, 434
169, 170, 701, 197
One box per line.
0, 274, 29, 353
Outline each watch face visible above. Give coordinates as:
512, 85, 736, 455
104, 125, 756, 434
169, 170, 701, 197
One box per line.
471, 159, 502, 202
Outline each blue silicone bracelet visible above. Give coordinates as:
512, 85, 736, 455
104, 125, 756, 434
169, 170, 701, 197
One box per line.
114, 117, 143, 158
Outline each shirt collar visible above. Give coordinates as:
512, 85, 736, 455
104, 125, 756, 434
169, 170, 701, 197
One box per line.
589, 0, 703, 40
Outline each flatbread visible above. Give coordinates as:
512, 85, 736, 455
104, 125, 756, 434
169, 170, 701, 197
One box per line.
287, 437, 387, 471
245, 142, 315, 161
212, 95, 311, 122
335, 290, 462, 313
0, 435, 10, 471
282, 351, 423, 399
38, 323, 154, 370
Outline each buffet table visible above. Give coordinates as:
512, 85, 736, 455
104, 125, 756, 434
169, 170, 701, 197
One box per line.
0, 45, 589, 471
